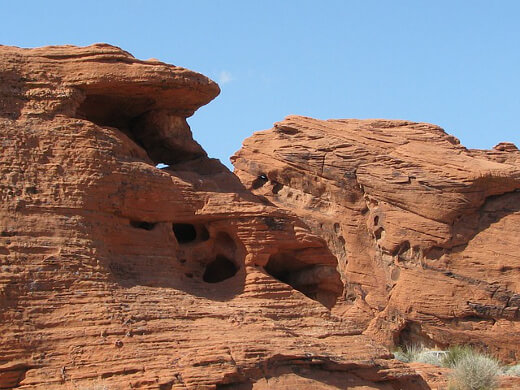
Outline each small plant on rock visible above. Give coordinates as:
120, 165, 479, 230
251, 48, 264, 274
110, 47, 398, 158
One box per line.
392, 343, 444, 366
448, 352, 500, 390
443, 345, 474, 368
504, 364, 520, 377
392, 343, 424, 363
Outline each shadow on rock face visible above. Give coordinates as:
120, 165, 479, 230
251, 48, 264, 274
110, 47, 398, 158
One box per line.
0, 70, 27, 120
264, 251, 343, 309
97, 218, 247, 302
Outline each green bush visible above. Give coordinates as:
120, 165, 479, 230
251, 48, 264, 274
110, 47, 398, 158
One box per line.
443, 345, 474, 368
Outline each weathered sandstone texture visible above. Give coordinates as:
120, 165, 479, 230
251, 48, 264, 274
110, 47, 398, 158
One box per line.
233, 115, 520, 362
0, 45, 428, 389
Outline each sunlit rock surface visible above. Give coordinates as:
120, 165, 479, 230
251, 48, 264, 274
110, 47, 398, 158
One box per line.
0, 45, 427, 389
233, 115, 520, 362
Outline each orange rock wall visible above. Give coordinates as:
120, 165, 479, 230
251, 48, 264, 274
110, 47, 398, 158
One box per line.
0, 45, 426, 389
233, 115, 520, 362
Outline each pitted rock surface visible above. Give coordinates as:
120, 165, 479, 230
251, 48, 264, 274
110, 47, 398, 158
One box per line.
233, 115, 520, 362
0, 45, 428, 389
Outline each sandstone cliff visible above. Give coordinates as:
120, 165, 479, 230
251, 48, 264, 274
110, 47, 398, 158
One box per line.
233, 115, 520, 362
0, 45, 426, 389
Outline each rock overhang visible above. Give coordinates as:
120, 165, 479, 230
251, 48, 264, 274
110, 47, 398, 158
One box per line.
0, 43, 220, 116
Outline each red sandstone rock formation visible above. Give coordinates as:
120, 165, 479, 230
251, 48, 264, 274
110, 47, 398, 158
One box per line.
0, 45, 427, 389
233, 115, 520, 362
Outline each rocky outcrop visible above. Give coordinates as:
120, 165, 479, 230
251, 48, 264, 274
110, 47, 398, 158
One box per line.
233, 115, 520, 362
0, 45, 427, 389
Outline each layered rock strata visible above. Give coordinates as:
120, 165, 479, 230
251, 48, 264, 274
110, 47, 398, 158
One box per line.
0, 45, 426, 389
233, 115, 520, 362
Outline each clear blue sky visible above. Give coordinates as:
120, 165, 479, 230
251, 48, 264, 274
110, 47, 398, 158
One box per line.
2, 1, 519, 168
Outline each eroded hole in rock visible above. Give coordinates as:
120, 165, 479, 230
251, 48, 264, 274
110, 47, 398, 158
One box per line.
174, 229, 242, 286
76, 94, 206, 165
173, 223, 210, 244
395, 241, 411, 258
333, 222, 340, 234
272, 181, 283, 194
173, 223, 197, 243
397, 321, 436, 349
264, 252, 342, 309
130, 220, 156, 231
76, 94, 151, 127
374, 227, 384, 240
425, 246, 444, 260
252, 174, 268, 189
76, 94, 152, 146
203, 255, 238, 283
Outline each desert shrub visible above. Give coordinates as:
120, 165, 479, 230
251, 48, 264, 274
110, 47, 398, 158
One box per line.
415, 350, 444, 366
443, 345, 474, 368
449, 353, 500, 390
392, 348, 409, 363
392, 343, 424, 363
392, 344, 444, 366
504, 364, 520, 377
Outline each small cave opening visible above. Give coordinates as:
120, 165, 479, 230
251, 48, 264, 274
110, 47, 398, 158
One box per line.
264, 252, 342, 309
130, 220, 156, 231
397, 321, 437, 349
76, 93, 152, 144
203, 255, 238, 283
374, 226, 384, 240
173, 223, 197, 244
393, 241, 411, 259
76, 94, 206, 166
272, 181, 283, 194
251, 174, 268, 189
265, 253, 305, 285
173, 223, 210, 244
